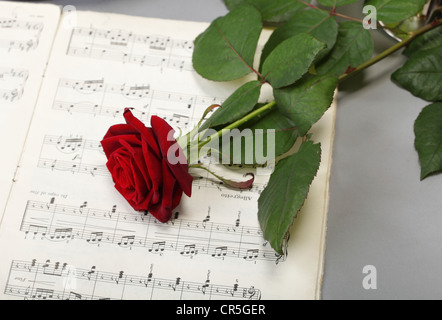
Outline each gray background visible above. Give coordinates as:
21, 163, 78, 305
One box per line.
32, 0, 442, 299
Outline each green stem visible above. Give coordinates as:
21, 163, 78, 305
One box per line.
198, 100, 277, 150
193, 19, 441, 155
339, 19, 442, 83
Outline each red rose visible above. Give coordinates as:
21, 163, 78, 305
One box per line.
101, 108, 193, 223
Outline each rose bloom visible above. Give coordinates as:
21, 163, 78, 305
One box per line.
101, 108, 193, 222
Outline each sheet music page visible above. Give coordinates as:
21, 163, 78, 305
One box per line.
0, 10, 336, 300
0, 1, 60, 219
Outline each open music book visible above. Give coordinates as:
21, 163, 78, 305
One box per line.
0, 1, 337, 300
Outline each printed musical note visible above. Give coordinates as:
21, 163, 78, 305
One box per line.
20, 199, 285, 264
0, 16, 43, 53
148, 241, 165, 253
24, 224, 48, 238
67, 291, 82, 300
37, 133, 266, 194
243, 249, 259, 261
146, 265, 153, 285
118, 235, 135, 248
87, 266, 96, 280
0, 68, 29, 102
4, 259, 261, 300
202, 207, 211, 229
52, 78, 223, 132
212, 246, 227, 258
231, 283, 239, 297
33, 288, 54, 300
0, 18, 43, 32
180, 244, 197, 257
172, 277, 182, 292
201, 271, 211, 296
67, 27, 194, 73
235, 212, 241, 230
50, 227, 73, 240
87, 232, 103, 244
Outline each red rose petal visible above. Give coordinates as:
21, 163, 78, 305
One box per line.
117, 138, 152, 191
103, 123, 138, 140
130, 157, 148, 204
117, 155, 135, 189
142, 139, 162, 204
123, 109, 160, 157
148, 203, 173, 223
101, 134, 142, 158
150, 115, 193, 197
171, 184, 183, 209
160, 159, 174, 210
114, 182, 135, 208
147, 159, 178, 222
136, 189, 154, 211
132, 146, 152, 190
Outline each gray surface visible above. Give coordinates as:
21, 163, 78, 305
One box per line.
39, 0, 229, 22
33, 0, 442, 299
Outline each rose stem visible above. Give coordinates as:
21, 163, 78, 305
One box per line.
195, 18, 441, 151
197, 100, 277, 151
339, 18, 442, 83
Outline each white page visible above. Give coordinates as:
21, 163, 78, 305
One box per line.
0, 9, 336, 300
0, 1, 60, 220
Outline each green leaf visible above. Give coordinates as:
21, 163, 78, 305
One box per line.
318, 0, 360, 7
242, 106, 298, 160
260, 9, 338, 70
274, 74, 338, 136
392, 47, 442, 102
192, 5, 262, 81
200, 80, 262, 130
316, 21, 373, 76
215, 104, 298, 165
261, 33, 325, 88
403, 25, 442, 58
365, 0, 427, 24
258, 140, 321, 254
223, 0, 310, 24
414, 103, 442, 180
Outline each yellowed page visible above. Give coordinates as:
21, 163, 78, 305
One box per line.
0, 9, 336, 300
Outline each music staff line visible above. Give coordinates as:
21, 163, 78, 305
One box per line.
5, 259, 261, 300
42, 134, 102, 153
58, 77, 223, 108
53, 78, 224, 125
53, 101, 202, 130
0, 38, 39, 52
0, 67, 29, 79
0, 67, 29, 102
67, 27, 194, 71
70, 27, 194, 51
37, 134, 266, 192
21, 199, 283, 263
38, 156, 265, 194
0, 18, 43, 52
0, 18, 44, 32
